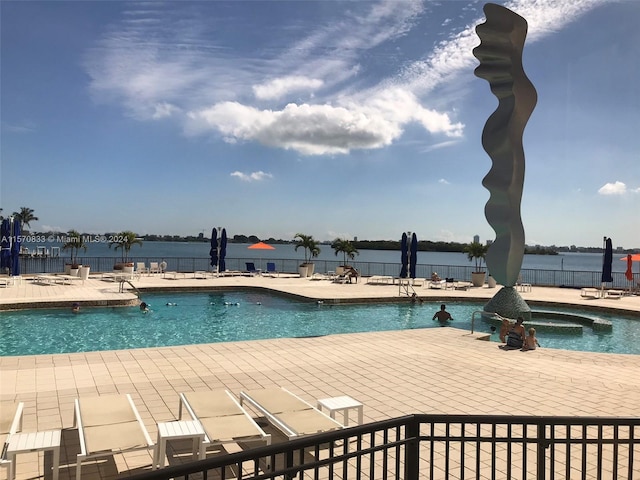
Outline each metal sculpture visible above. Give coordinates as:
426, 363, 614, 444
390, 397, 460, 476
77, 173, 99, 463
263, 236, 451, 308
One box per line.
473, 3, 537, 320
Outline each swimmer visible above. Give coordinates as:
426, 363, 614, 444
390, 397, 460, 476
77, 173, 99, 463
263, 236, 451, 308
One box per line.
72, 303, 80, 313
140, 302, 149, 312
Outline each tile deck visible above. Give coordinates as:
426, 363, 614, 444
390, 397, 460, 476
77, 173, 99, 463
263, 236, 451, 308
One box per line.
1, 273, 639, 478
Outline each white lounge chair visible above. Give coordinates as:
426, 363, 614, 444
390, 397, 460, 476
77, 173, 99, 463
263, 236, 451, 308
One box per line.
73, 394, 153, 478
239, 387, 343, 439
178, 390, 271, 451
149, 262, 161, 274
135, 262, 148, 277
1, 401, 24, 468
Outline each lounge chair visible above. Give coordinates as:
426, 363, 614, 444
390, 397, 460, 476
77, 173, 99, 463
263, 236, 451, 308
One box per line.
149, 262, 161, 274
178, 390, 271, 452
73, 394, 154, 478
135, 262, 148, 277
245, 262, 258, 275
1, 402, 24, 468
265, 262, 278, 277
239, 387, 343, 439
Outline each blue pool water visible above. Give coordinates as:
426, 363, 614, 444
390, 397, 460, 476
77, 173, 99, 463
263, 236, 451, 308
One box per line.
1, 291, 638, 356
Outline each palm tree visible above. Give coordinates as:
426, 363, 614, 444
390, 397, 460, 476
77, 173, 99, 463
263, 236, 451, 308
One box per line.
12, 207, 38, 230
109, 231, 142, 262
464, 241, 488, 272
331, 238, 359, 266
293, 233, 320, 265
62, 230, 87, 266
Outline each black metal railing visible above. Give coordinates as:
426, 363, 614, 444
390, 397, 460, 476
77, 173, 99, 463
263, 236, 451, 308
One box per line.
129, 414, 639, 480
15, 256, 636, 289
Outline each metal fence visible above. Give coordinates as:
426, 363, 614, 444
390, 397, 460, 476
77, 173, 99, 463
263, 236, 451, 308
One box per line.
14, 256, 635, 289
129, 414, 639, 480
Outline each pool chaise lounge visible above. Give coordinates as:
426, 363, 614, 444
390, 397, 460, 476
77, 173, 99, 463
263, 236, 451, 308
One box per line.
178, 390, 271, 450
73, 394, 154, 479
1, 401, 24, 469
239, 387, 344, 439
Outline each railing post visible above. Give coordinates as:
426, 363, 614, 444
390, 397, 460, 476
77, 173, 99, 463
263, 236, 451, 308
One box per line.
537, 423, 547, 480
404, 418, 420, 480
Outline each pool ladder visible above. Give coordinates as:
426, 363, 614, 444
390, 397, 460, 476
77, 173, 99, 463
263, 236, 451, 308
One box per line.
119, 279, 141, 297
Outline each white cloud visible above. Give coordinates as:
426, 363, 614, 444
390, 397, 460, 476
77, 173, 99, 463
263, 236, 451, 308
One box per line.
187, 88, 463, 156
253, 76, 324, 100
598, 181, 627, 195
230, 171, 273, 182
438, 178, 450, 185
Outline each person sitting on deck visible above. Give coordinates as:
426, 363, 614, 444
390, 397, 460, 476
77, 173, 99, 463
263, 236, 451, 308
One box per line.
505, 317, 526, 348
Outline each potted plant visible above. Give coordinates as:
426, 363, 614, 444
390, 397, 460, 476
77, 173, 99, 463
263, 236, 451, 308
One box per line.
294, 233, 320, 278
109, 231, 142, 274
464, 241, 489, 287
331, 238, 359, 275
62, 230, 87, 276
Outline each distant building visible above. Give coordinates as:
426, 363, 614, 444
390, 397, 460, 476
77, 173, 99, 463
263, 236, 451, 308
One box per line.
353, 236, 358, 242
473, 234, 480, 244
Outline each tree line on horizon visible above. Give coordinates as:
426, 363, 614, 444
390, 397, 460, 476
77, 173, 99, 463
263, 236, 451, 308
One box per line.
5, 207, 634, 253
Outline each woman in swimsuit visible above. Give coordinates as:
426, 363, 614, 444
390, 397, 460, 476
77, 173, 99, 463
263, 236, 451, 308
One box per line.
506, 317, 526, 348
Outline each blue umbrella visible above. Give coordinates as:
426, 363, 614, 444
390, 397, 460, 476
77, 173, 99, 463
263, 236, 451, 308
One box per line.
409, 233, 418, 279
0, 219, 11, 271
219, 228, 227, 272
210, 228, 218, 269
399, 232, 408, 278
10, 219, 21, 276
601, 237, 613, 283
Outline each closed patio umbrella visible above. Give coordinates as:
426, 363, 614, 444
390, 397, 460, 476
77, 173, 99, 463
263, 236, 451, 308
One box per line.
220, 228, 227, 272
10, 219, 21, 276
409, 233, 418, 279
399, 232, 408, 278
621, 254, 639, 282
0, 219, 10, 272
210, 228, 218, 271
601, 237, 613, 283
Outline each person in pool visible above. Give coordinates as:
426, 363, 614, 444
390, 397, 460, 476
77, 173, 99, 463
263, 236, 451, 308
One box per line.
432, 304, 453, 323
140, 302, 149, 312
72, 303, 80, 313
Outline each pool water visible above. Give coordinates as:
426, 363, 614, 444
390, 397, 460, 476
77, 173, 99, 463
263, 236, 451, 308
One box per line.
0, 291, 638, 356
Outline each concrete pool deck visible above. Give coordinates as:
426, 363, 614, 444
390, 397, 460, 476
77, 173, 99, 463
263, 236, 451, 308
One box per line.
1, 273, 639, 478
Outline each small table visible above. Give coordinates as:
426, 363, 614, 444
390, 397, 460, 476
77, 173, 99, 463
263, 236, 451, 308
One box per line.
193, 271, 207, 279
153, 420, 206, 469
317, 396, 364, 426
6, 430, 61, 480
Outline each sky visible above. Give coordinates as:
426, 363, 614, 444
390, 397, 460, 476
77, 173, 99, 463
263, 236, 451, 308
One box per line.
1, 0, 638, 249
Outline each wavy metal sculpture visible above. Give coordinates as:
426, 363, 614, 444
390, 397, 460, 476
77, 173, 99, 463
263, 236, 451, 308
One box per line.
473, 3, 537, 288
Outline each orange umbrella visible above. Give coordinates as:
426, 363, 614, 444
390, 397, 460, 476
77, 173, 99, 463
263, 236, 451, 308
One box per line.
248, 242, 275, 271
620, 254, 640, 282
248, 242, 275, 250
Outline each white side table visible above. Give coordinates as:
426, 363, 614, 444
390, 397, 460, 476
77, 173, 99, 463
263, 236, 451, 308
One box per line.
6, 430, 61, 480
153, 420, 206, 469
317, 396, 364, 426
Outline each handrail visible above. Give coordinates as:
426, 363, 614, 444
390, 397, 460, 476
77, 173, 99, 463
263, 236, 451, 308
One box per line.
128, 413, 640, 480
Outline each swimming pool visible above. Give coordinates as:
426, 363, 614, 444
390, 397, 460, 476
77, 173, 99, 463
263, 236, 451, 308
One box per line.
0, 291, 638, 356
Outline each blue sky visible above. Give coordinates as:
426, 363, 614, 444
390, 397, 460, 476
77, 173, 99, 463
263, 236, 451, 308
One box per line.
1, 0, 638, 249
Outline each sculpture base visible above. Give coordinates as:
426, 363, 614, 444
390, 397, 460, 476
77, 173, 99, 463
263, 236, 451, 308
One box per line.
483, 286, 531, 321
